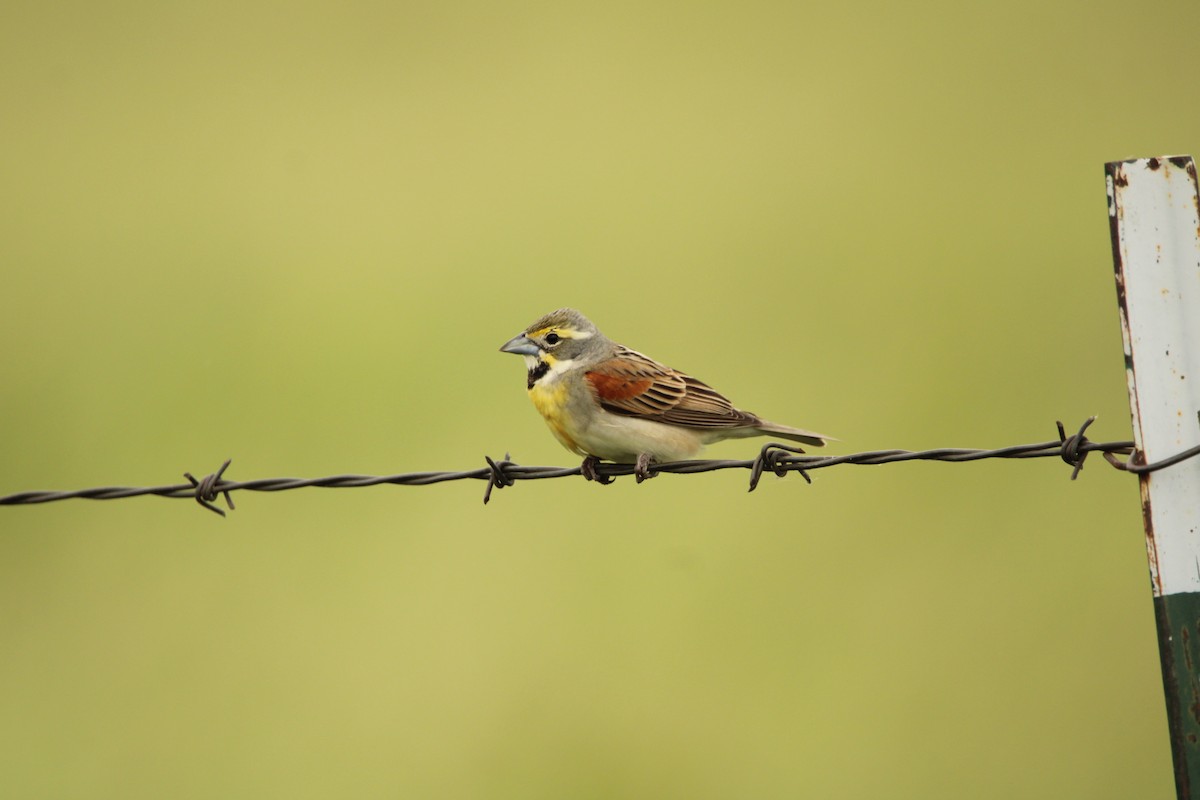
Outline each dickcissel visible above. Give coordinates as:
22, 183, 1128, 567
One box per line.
500, 308, 830, 482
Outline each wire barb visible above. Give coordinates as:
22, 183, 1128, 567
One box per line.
1057, 417, 1096, 480
183, 459, 235, 517
482, 454, 515, 505
749, 443, 813, 492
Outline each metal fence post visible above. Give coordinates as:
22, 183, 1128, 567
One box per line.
1108, 155, 1200, 799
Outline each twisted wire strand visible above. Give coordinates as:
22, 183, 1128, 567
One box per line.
2, 417, 1194, 514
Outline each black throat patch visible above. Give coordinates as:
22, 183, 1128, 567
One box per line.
527, 360, 550, 389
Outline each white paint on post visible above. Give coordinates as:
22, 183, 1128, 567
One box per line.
1108, 155, 1200, 596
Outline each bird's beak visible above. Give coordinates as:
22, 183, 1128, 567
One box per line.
499, 333, 541, 357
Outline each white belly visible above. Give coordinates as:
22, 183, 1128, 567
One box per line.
573, 410, 705, 463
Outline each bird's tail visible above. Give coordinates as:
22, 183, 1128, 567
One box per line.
754, 420, 832, 448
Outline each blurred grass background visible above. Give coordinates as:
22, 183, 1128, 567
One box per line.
1, 0, 1196, 796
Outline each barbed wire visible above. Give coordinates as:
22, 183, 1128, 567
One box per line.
2, 418, 1197, 517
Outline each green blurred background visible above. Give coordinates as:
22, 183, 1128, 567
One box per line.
1, 0, 1195, 796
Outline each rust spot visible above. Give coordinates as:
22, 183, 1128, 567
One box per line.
1142, 490, 1161, 594
1190, 159, 1200, 231
1114, 172, 1129, 187
1170, 155, 1192, 171
1149, 157, 1162, 170
1188, 159, 1199, 228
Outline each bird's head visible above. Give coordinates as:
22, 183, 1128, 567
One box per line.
500, 308, 607, 380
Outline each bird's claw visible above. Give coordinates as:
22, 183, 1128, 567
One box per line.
581, 455, 614, 484
634, 453, 657, 484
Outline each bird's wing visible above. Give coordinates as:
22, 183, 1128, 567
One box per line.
584, 346, 758, 429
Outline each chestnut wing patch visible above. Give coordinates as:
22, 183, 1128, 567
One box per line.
585, 372, 654, 402
585, 348, 686, 416
585, 347, 759, 429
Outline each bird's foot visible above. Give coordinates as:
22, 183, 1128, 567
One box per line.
634, 452, 657, 484
581, 455, 614, 485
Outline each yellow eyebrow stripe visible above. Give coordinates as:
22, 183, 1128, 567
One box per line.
527, 326, 592, 339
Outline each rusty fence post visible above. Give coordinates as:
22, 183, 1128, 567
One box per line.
1108, 155, 1200, 799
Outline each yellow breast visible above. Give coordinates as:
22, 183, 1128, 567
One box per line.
528, 380, 584, 455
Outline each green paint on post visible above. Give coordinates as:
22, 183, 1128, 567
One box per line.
1156, 591, 1200, 799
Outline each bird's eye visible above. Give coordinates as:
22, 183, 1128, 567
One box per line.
545, 333, 561, 345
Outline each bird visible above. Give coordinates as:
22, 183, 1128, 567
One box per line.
499, 308, 831, 483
